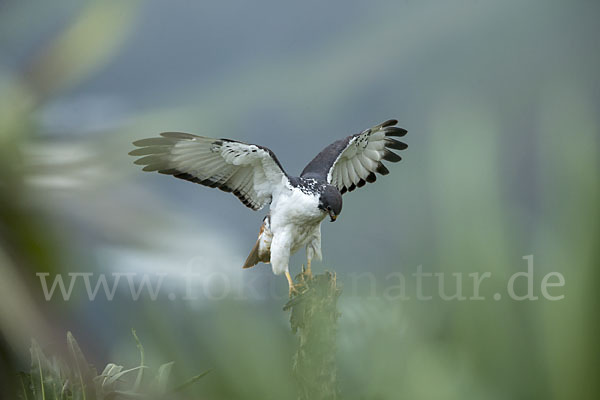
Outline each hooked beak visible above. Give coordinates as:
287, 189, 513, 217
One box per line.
329, 209, 337, 222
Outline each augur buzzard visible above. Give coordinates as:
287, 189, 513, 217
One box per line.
130, 119, 407, 295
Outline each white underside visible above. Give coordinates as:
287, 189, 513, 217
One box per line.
261, 186, 326, 275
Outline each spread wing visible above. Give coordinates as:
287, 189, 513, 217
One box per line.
129, 132, 289, 210
300, 119, 407, 194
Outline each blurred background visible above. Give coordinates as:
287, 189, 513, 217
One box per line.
0, 0, 598, 398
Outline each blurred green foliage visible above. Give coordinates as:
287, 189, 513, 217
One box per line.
18, 331, 209, 400
286, 272, 341, 400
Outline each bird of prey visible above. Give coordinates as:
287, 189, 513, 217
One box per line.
130, 119, 407, 295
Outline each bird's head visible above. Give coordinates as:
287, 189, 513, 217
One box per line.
318, 185, 343, 222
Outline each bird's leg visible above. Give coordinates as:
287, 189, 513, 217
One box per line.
304, 243, 316, 278
304, 258, 313, 278
285, 270, 301, 297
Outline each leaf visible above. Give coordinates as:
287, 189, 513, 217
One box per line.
30, 339, 46, 400
98, 364, 124, 385
95, 364, 122, 398
154, 362, 174, 395
131, 329, 145, 392
101, 363, 123, 377
95, 363, 149, 392
105, 366, 148, 388
17, 372, 32, 400
172, 369, 212, 393
67, 332, 95, 400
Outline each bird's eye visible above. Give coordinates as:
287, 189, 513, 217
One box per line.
327, 206, 331, 211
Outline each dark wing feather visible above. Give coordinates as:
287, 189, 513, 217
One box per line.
301, 119, 407, 194
130, 133, 289, 210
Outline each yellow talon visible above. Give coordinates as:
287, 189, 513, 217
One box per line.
285, 271, 300, 297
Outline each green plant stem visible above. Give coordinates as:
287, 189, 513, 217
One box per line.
285, 271, 342, 400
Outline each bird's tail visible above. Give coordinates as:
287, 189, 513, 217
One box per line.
242, 216, 271, 269
242, 238, 262, 269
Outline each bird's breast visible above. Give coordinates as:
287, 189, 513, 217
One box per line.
268, 189, 325, 255
270, 188, 325, 226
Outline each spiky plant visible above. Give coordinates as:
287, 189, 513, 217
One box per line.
17, 331, 210, 400
285, 271, 342, 400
